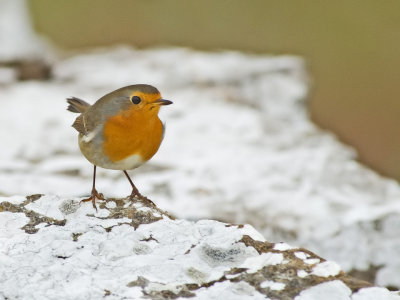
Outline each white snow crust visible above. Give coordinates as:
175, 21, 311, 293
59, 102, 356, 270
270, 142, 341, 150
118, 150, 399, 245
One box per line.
311, 261, 341, 277
0, 196, 275, 299
260, 280, 286, 291
1, 195, 399, 299
296, 281, 400, 300
295, 280, 352, 300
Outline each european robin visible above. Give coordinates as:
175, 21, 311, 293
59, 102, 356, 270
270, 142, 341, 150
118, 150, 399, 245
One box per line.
66, 84, 172, 209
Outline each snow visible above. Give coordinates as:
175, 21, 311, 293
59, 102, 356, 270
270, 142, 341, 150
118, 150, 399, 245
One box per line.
0, 196, 278, 298
1, 195, 398, 299
0, 211, 29, 238
297, 270, 309, 278
376, 266, 400, 290
240, 252, 284, 273
195, 281, 267, 300
298, 282, 400, 300
274, 242, 296, 251
1, 45, 400, 289
296, 280, 352, 300
304, 258, 321, 265
352, 288, 400, 300
260, 280, 286, 291
311, 261, 342, 277
295, 251, 309, 260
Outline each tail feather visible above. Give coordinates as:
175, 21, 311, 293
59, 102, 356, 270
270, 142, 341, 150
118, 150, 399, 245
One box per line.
66, 97, 91, 113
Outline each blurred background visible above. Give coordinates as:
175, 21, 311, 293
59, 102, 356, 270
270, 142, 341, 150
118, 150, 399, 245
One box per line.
28, 0, 400, 180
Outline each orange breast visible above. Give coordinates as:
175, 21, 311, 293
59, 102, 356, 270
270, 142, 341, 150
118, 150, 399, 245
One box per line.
102, 108, 164, 162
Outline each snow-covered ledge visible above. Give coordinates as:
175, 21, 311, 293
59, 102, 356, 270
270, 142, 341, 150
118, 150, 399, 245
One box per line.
0, 195, 398, 299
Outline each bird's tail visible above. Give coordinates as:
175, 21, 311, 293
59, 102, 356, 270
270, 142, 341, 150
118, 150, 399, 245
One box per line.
66, 97, 91, 113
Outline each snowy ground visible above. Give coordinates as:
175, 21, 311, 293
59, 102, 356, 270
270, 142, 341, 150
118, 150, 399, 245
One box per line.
1, 194, 398, 299
1, 46, 400, 289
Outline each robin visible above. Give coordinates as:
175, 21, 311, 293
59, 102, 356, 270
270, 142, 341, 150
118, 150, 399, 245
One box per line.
66, 84, 172, 209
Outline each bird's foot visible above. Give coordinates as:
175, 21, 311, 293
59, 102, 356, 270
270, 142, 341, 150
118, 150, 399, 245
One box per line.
128, 190, 146, 201
129, 190, 156, 207
81, 189, 104, 210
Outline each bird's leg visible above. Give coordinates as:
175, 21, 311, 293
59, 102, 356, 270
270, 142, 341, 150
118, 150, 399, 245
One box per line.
81, 165, 104, 209
123, 170, 148, 201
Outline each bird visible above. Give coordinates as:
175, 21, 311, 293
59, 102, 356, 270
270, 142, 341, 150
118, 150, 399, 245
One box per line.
67, 84, 172, 209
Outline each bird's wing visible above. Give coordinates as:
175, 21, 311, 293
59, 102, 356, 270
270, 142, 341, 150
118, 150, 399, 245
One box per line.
70, 95, 129, 137
68, 97, 97, 136
72, 104, 104, 139
71, 114, 87, 135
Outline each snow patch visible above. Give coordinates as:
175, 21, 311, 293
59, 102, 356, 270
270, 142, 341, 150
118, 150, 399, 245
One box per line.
260, 280, 286, 291
295, 251, 309, 260
312, 261, 342, 277
295, 280, 351, 300
352, 287, 400, 300
241, 252, 284, 273
274, 242, 296, 251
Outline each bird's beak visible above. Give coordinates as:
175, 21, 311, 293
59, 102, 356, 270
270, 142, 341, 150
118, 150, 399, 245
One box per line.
154, 99, 173, 106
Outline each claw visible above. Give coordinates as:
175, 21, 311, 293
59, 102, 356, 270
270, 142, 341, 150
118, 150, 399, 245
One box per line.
129, 190, 156, 208
123, 170, 155, 207
81, 188, 104, 211
129, 190, 146, 201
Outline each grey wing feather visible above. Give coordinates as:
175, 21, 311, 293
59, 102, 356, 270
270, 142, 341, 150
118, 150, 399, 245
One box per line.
72, 114, 87, 135
71, 108, 100, 136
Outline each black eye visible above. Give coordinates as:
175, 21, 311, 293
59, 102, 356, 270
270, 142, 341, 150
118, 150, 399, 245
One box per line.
131, 96, 141, 104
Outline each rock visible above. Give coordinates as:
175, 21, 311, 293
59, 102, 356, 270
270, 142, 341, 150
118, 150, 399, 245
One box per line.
0, 194, 398, 299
